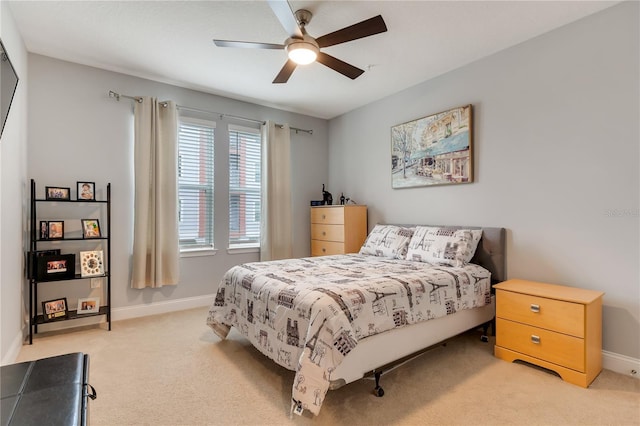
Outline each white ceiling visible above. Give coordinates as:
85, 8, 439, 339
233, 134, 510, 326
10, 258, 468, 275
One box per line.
7, 0, 618, 119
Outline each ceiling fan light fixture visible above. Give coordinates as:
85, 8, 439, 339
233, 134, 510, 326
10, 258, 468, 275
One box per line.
287, 41, 319, 65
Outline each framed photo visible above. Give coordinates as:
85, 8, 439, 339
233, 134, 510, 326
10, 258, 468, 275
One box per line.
45, 186, 70, 200
42, 297, 68, 321
80, 250, 104, 277
36, 253, 75, 281
39, 221, 48, 240
391, 104, 473, 189
27, 249, 61, 279
81, 219, 101, 238
77, 297, 100, 315
77, 181, 95, 201
47, 220, 64, 239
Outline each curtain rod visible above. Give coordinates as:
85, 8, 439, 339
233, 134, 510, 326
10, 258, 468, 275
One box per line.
108, 90, 313, 135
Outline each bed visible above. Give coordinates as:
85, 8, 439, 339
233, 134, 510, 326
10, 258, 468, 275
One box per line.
207, 224, 506, 416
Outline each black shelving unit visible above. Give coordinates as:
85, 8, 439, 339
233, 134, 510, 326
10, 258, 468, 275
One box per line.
28, 179, 111, 344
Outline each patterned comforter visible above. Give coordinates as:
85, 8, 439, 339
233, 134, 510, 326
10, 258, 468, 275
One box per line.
206, 254, 491, 416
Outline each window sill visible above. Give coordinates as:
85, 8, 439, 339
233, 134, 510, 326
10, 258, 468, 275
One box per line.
227, 246, 259, 255
180, 248, 218, 258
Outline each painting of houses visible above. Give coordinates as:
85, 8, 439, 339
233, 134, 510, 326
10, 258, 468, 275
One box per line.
391, 105, 472, 188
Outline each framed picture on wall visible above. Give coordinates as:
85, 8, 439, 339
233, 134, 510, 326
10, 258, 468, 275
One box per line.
391, 104, 473, 189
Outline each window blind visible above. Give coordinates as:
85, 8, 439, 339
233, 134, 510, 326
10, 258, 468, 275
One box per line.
228, 125, 261, 248
178, 117, 215, 250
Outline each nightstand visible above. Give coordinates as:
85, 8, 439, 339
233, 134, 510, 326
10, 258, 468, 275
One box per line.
494, 279, 604, 387
310, 205, 367, 256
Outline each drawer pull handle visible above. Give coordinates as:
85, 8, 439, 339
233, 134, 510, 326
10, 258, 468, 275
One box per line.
530, 304, 540, 313
322, 215, 326, 219
531, 335, 541, 344
322, 248, 326, 252
322, 231, 326, 236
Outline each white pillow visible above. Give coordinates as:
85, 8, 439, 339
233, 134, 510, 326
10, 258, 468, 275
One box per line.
359, 224, 414, 259
406, 226, 482, 267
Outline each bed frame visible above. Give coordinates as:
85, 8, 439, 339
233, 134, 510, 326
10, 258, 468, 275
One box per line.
329, 225, 506, 395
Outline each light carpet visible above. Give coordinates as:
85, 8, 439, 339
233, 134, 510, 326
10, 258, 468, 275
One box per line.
15, 307, 640, 425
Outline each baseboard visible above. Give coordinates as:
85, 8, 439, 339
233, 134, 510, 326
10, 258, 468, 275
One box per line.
602, 350, 640, 379
1, 330, 25, 366
111, 294, 215, 321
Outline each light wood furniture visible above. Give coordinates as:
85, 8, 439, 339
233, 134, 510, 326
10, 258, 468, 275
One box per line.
494, 279, 604, 387
310, 205, 367, 256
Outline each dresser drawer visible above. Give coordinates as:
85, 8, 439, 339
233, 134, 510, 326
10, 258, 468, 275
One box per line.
496, 318, 585, 371
311, 207, 344, 225
496, 290, 584, 338
311, 240, 345, 256
311, 224, 344, 242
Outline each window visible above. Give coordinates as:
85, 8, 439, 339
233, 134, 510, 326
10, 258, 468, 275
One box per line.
178, 117, 215, 250
228, 125, 261, 248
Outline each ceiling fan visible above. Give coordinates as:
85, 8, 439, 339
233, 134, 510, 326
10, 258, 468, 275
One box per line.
213, 1, 387, 84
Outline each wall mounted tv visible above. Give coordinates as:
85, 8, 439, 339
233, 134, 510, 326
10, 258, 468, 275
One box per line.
1, 38, 19, 140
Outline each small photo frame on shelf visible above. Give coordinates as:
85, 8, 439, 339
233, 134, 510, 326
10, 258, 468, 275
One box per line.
27, 249, 61, 279
39, 221, 48, 240
81, 219, 101, 238
45, 186, 70, 200
47, 221, 64, 239
36, 253, 75, 281
42, 297, 68, 321
77, 297, 100, 315
77, 181, 95, 201
80, 250, 104, 277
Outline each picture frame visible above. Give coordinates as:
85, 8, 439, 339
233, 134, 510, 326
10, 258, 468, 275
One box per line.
36, 253, 75, 281
47, 220, 64, 239
42, 297, 68, 321
77, 297, 100, 315
391, 104, 473, 189
27, 249, 61, 279
45, 186, 70, 200
81, 219, 101, 238
79, 250, 104, 277
39, 220, 48, 240
77, 181, 95, 201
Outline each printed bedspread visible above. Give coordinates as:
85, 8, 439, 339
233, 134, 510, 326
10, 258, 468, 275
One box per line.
206, 254, 491, 416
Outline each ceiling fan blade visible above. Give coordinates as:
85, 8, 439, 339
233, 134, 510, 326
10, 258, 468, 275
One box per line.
267, 0, 303, 38
316, 52, 364, 80
316, 15, 387, 48
273, 59, 297, 84
213, 39, 284, 50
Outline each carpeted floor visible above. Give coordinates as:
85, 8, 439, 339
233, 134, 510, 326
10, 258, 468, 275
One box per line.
16, 307, 640, 425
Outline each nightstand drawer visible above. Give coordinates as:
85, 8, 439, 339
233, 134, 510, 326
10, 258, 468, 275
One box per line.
496, 318, 584, 371
496, 290, 584, 338
311, 208, 345, 225
311, 224, 344, 242
311, 240, 344, 256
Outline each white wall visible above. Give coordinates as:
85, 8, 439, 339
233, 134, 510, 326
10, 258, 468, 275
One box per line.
25, 55, 328, 318
328, 2, 639, 359
0, 3, 29, 364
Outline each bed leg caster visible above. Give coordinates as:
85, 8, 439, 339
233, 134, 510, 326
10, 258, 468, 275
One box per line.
480, 335, 489, 342
373, 371, 385, 397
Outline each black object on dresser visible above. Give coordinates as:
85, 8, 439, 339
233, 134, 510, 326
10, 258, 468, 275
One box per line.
0, 353, 96, 426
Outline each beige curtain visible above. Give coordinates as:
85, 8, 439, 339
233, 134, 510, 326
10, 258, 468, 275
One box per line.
260, 121, 293, 261
131, 97, 180, 288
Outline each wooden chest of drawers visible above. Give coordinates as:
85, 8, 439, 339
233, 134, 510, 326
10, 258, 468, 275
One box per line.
310, 205, 367, 256
494, 279, 604, 387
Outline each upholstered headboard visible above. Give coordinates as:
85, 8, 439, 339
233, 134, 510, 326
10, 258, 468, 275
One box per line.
397, 225, 506, 284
